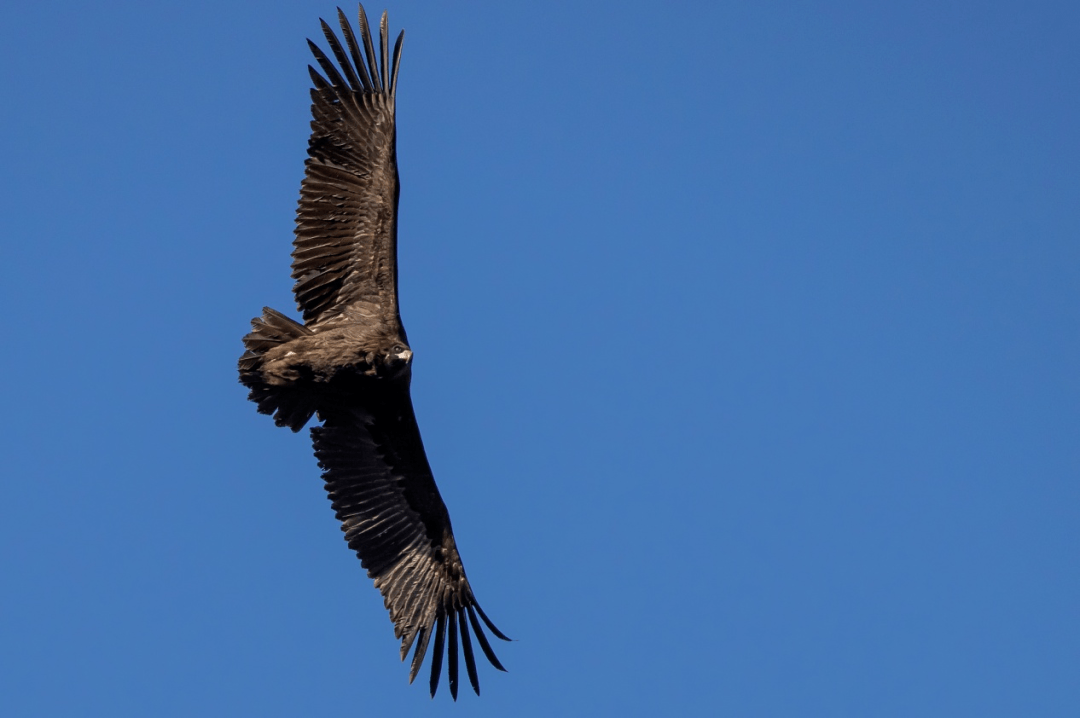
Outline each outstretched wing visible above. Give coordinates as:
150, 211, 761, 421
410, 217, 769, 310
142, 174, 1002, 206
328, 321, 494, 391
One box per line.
292, 6, 405, 325
312, 384, 509, 699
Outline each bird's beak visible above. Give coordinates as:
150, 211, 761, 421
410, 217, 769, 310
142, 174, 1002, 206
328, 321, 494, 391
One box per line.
397, 349, 413, 362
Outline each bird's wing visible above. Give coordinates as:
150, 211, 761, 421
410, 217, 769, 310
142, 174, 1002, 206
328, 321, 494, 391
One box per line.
312, 384, 509, 699
292, 6, 405, 325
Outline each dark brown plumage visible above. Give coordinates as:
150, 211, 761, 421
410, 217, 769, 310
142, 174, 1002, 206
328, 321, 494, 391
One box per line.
238, 5, 509, 699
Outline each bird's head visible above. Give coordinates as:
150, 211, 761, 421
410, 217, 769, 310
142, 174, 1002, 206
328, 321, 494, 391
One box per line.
383, 342, 413, 377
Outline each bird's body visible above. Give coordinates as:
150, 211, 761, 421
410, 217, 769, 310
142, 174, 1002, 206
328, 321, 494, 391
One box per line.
238, 5, 508, 699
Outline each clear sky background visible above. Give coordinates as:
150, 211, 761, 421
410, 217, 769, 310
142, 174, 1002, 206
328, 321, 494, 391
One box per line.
2, 1, 1077, 715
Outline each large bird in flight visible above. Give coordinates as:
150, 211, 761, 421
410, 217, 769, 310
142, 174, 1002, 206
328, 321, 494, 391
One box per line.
238, 4, 509, 699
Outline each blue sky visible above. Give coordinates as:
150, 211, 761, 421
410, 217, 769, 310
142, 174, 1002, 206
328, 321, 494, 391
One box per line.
2, 1, 1078, 715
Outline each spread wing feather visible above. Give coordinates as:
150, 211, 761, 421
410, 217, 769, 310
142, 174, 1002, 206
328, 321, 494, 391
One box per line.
312, 386, 509, 698
292, 7, 404, 325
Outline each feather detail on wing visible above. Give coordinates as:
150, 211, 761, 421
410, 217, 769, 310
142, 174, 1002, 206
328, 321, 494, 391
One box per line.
312, 389, 509, 699
293, 6, 405, 325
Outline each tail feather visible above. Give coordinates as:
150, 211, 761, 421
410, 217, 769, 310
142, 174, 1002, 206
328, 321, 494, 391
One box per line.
239, 308, 317, 432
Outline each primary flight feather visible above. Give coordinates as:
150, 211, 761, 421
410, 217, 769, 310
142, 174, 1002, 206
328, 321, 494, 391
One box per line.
238, 5, 509, 699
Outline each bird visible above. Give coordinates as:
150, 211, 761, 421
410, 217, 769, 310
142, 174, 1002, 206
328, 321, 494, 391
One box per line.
238, 4, 509, 699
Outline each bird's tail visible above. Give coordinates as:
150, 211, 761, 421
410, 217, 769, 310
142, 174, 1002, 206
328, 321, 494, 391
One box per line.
239, 307, 318, 432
